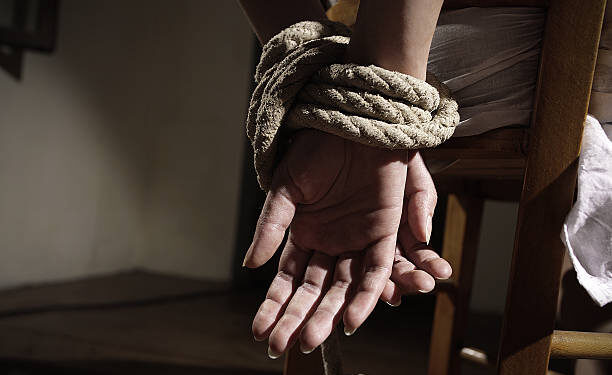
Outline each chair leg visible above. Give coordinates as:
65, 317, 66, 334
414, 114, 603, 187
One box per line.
428, 194, 484, 375
495, 0, 605, 369
496, 161, 578, 375
495, 0, 606, 368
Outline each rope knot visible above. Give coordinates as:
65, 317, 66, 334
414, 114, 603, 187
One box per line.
247, 20, 460, 191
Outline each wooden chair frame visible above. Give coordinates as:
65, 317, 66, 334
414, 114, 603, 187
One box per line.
427, 0, 608, 374
284, 0, 609, 374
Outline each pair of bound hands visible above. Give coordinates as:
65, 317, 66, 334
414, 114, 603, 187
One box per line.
242, 129, 452, 358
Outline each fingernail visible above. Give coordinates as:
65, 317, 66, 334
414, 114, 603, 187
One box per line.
268, 347, 281, 359
418, 289, 430, 294
242, 246, 252, 267
300, 344, 315, 354
385, 300, 401, 307
344, 326, 356, 336
426, 215, 433, 245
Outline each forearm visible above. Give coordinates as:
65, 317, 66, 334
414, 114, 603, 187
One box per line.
239, 0, 442, 80
345, 0, 443, 80
238, 0, 327, 45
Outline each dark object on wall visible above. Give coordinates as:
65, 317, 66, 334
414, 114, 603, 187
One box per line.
0, 0, 59, 79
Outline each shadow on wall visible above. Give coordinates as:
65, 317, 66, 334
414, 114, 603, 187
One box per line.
0, 0, 253, 289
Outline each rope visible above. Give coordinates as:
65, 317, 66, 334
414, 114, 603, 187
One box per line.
321, 328, 343, 375
247, 20, 460, 190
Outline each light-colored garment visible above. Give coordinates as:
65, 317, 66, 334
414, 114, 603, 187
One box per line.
562, 116, 612, 307
428, 7, 545, 136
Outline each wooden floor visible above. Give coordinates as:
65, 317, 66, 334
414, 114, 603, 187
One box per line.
0, 271, 499, 375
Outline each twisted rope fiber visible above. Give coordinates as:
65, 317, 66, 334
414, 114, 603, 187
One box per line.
247, 20, 460, 190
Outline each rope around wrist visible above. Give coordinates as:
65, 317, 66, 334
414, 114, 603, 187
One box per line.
247, 20, 460, 191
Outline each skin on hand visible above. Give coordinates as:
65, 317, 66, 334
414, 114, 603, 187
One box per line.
380, 151, 452, 305
245, 129, 405, 355
245, 130, 452, 356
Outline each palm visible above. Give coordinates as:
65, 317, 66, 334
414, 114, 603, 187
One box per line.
286, 130, 407, 256
244, 129, 451, 357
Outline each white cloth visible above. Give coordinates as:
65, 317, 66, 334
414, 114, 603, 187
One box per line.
562, 116, 612, 307
429, 7, 545, 136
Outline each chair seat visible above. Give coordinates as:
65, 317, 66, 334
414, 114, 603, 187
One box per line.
422, 127, 528, 179
421, 127, 528, 200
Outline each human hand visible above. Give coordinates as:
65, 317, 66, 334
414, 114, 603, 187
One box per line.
243, 128, 407, 351
245, 130, 451, 356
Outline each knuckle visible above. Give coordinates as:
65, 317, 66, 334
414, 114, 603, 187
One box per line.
364, 264, 392, 278
258, 216, 287, 234
332, 279, 351, 291
430, 189, 438, 205
275, 270, 294, 284
299, 279, 322, 297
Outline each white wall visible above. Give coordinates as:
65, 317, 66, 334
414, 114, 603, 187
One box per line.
0, 0, 252, 288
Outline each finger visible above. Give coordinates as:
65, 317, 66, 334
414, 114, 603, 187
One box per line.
300, 254, 355, 353
252, 238, 311, 341
390, 247, 436, 293
404, 151, 437, 244
267, 252, 335, 358
398, 226, 452, 280
342, 235, 395, 335
243, 163, 303, 268
405, 244, 452, 280
380, 279, 402, 307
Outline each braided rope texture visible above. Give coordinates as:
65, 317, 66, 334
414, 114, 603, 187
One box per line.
247, 20, 460, 190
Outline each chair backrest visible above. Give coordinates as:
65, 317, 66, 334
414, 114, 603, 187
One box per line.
497, 0, 606, 373
287, 1, 608, 374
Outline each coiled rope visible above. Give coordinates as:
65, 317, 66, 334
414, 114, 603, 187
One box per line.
247, 20, 460, 191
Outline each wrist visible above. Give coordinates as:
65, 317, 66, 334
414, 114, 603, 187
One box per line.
342, 0, 443, 81
344, 38, 428, 80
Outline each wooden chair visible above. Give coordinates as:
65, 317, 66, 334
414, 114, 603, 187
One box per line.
423, 0, 612, 374
284, 0, 612, 374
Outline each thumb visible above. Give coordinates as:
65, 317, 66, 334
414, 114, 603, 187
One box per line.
405, 151, 437, 244
243, 163, 302, 268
